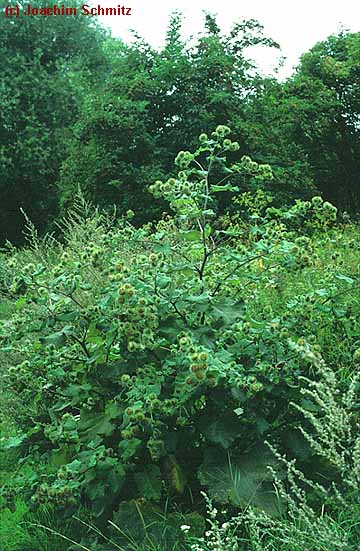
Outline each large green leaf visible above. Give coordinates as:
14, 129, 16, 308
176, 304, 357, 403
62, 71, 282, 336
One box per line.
78, 412, 115, 440
199, 412, 241, 449
198, 443, 284, 516
210, 298, 245, 326
40, 330, 67, 348
50, 446, 73, 467
119, 438, 142, 461
135, 465, 162, 500
185, 293, 211, 312
281, 429, 312, 461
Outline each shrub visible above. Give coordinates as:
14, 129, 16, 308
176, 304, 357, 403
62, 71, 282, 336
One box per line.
0, 128, 357, 529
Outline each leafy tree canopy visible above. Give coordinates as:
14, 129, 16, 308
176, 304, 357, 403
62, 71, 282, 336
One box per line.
0, 1, 108, 244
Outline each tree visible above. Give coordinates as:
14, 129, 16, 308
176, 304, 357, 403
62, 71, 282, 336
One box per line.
0, 1, 107, 244
236, 31, 360, 212
290, 31, 360, 211
59, 13, 281, 222
238, 77, 316, 204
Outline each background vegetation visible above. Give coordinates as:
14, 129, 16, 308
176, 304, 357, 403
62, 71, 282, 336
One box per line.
0, 4, 359, 551
1, 8, 359, 244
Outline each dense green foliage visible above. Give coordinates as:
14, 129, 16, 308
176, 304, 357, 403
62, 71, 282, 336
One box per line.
0, 8, 359, 550
249, 30, 360, 211
0, 9, 359, 244
58, 14, 282, 221
60, 20, 360, 221
0, 0, 107, 244
1, 127, 359, 549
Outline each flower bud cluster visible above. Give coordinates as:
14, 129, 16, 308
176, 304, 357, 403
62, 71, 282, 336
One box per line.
149, 176, 193, 204
175, 150, 195, 169
239, 156, 273, 180
31, 476, 79, 507
79, 243, 103, 265
170, 333, 216, 387
115, 280, 159, 350
121, 401, 151, 440
292, 196, 337, 225
213, 125, 231, 138
288, 337, 324, 368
